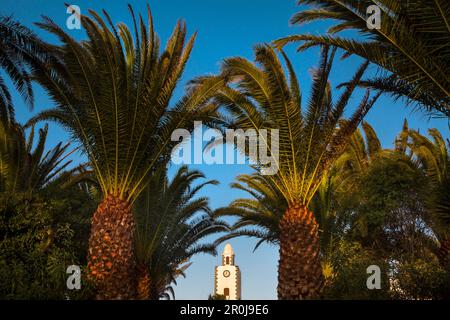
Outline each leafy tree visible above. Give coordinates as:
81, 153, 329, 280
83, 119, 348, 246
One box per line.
275, 0, 450, 117
28, 5, 223, 299
349, 155, 429, 251
329, 122, 450, 299
323, 240, 390, 299
392, 258, 450, 299
208, 294, 226, 300
0, 193, 94, 299
0, 83, 95, 299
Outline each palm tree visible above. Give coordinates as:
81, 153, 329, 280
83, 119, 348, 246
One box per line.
216, 122, 384, 268
0, 16, 49, 115
0, 106, 72, 195
213, 152, 357, 296
343, 122, 382, 172
407, 127, 450, 266
274, 0, 450, 118
208, 45, 380, 299
28, 5, 223, 299
134, 166, 227, 299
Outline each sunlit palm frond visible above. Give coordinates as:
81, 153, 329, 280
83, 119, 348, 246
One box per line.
407, 127, 450, 237
210, 45, 379, 207
29, 5, 223, 203
275, 0, 450, 118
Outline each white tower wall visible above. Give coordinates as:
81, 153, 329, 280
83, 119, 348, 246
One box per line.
214, 243, 241, 300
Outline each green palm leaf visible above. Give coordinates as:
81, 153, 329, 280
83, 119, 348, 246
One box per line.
275, 0, 450, 117
134, 165, 227, 299
29, 5, 223, 203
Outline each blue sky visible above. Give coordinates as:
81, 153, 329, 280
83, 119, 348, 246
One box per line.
1, 0, 449, 300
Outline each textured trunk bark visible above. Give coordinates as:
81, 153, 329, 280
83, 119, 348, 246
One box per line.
136, 264, 151, 300
87, 194, 136, 299
438, 236, 450, 267
277, 205, 324, 300
149, 287, 160, 300
149, 277, 166, 300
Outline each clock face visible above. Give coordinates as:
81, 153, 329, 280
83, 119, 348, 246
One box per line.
223, 270, 231, 278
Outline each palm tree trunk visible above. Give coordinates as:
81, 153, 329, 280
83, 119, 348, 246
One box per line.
277, 204, 324, 299
438, 236, 450, 267
149, 284, 161, 300
136, 264, 151, 300
87, 194, 136, 299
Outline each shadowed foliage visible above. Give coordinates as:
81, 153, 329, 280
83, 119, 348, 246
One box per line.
134, 166, 227, 299
0, 16, 50, 115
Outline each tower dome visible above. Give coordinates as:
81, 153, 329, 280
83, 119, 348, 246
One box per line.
223, 243, 234, 255
215, 242, 241, 300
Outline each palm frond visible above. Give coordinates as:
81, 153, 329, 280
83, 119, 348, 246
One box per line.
31, 5, 223, 203
275, 0, 450, 117
134, 165, 226, 299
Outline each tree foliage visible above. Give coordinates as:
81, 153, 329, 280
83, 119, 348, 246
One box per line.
275, 0, 450, 117
28, 5, 223, 202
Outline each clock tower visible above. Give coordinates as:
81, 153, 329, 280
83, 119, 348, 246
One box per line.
214, 243, 241, 300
